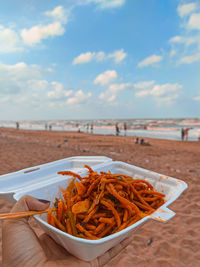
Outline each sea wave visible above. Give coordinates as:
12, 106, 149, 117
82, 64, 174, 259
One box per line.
0, 118, 200, 141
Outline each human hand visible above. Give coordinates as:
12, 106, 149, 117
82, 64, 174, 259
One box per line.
2, 195, 132, 267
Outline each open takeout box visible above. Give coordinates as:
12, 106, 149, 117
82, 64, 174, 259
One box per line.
0, 156, 187, 261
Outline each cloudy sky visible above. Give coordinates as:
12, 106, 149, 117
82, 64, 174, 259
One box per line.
0, 0, 200, 120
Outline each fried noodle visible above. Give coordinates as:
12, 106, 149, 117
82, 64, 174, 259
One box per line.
47, 165, 165, 239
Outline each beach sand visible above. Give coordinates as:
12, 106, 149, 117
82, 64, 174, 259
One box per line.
0, 127, 200, 266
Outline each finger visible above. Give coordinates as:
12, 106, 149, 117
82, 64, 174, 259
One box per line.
2, 195, 49, 267
11, 195, 50, 214
39, 233, 70, 260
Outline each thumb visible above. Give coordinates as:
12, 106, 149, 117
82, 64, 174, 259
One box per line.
2, 195, 50, 267
11, 195, 50, 215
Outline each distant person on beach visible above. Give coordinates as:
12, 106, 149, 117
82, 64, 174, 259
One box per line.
90, 123, 93, 134
115, 123, 120, 136
181, 128, 184, 141
184, 128, 189, 141
16, 122, 19, 130
49, 125, 52, 131
2, 195, 128, 266
45, 123, 48, 130
86, 123, 89, 133
124, 122, 127, 136
135, 137, 139, 144
139, 138, 150, 146
139, 138, 144, 145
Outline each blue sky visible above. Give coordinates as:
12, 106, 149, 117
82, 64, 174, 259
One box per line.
0, 0, 200, 120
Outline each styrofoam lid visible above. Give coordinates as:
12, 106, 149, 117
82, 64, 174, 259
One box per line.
0, 156, 112, 202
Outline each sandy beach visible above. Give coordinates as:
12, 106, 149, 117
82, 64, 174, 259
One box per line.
0, 127, 200, 266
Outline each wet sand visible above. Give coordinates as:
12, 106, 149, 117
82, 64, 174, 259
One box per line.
0, 127, 200, 266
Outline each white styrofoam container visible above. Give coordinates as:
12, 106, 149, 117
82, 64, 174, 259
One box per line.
11, 159, 187, 261
0, 156, 112, 202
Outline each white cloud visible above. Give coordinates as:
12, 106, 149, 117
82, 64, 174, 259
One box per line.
138, 54, 163, 68
0, 2, 127, 53
27, 80, 49, 91
21, 22, 65, 46
46, 67, 54, 73
170, 50, 176, 57
135, 90, 149, 97
133, 80, 155, 90
157, 94, 180, 104
67, 90, 92, 104
169, 35, 183, 43
94, 70, 117, 86
0, 25, 21, 53
0, 62, 53, 109
99, 81, 178, 104
0, 61, 92, 110
0, 62, 42, 90
99, 92, 105, 99
47, 82, 73, 100
107, 95, 116, 102
0, 61, 73, 108
72, 51, 107, 64
95, 51, 106, 61
45, 6, 69, 23
169, 35, 198, 46
150, 83, 182, 97
193, 95, 200, 101
177, 3, 197, 17
135, 81, 182, 104
0, 6, 70, 52
108, 83, 131, 93
169, 4, 200, 65
0, 62, 41, 92
73, 52, 95, 64
108, 49, 127, 63
84, 0, 125, 9
99, 82, 131, 102
1, 2, 125, 52
20, 6, 70, 46
179, 52, 200, 64
169, 34, 200, 64
73, 49, 126, 64
188, 13, 200, 30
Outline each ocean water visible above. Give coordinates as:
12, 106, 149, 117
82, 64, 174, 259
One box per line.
0, 118, 200, 141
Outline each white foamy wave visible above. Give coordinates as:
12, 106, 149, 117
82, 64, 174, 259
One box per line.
0, 118, 200, 141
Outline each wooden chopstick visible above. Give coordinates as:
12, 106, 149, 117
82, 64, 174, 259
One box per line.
0, 209, 50, 220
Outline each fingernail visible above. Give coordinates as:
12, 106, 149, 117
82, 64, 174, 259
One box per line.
38, 199, 50, 204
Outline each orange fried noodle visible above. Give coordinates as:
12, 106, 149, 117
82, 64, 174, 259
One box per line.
47, 165, 165, 239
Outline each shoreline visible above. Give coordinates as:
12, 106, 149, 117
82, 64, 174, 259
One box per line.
0, 123, 199, 142
0, 127, 200, 266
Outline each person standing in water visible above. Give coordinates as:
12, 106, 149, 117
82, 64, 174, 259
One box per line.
90, 123, 93, 134
124, 122, 127, 136
86, 123, 89, 133
184, 128, 191, 141
181, 128, 184, 141
115, 123, 120, 136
